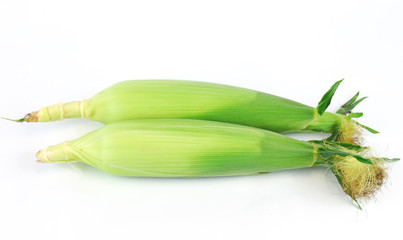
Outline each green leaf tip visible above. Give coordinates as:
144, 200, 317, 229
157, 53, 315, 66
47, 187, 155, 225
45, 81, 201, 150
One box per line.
347, 112, 363, 120
337, 92, 368, 115
316, 140, 374, 165
343, 92, 360, 107
353, 155, 374, 165
353, 197, 363, 210
316, 79, 344, 115
310, 140, 367, 152
0, 116, 25, 123
383, 157, 400, 162
357, 122, 380, 134
318, 149, 374, 165
326, 162, 362, 210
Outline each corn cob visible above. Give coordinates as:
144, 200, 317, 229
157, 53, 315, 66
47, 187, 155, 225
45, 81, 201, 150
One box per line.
36, 119, 393, 208
14, 79, 375, 143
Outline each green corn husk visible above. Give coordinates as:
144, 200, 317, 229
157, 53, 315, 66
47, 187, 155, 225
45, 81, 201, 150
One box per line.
16, 79, 374, 144
36, 119, 393, 208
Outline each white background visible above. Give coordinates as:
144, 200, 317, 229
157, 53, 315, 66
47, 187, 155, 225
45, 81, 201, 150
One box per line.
1, 1, 402, 239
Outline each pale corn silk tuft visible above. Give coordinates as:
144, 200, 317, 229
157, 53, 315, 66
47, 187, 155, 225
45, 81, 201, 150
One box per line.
337, 120, 364, 145
334, 119, 387, 199
332, 153, 387, 199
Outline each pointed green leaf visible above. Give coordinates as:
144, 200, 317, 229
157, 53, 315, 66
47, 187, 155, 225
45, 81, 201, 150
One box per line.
311, 140, 367, 151
353, 155, 374, 165
339, 92, 360, 109
336, 92, 367, 115
349, 96, 367, 110
347, 112, 363, 120
327, 163, 343, 185
317, 79, 343, 115
357, 122, 380, 134
383, 157, 400, 162
326, 130, 339, 141
317, 146, 373, 165
353, 197, 362, 210
318, 151, 335, 159
326, 162, 362, 210
333, 142, 367, 151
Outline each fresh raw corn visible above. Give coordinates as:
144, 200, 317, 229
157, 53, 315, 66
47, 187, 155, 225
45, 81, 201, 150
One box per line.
36, 119, 393, 208
13, 79, 375, 144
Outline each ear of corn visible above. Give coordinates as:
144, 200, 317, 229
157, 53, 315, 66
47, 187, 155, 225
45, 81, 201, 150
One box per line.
37, 119, 317, 177
36, 119, 390, 207
15, 80, 372, 143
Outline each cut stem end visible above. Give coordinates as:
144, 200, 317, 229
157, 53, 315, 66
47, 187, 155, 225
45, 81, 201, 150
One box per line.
35, 142, 74, 163
36, 149, 50, 163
